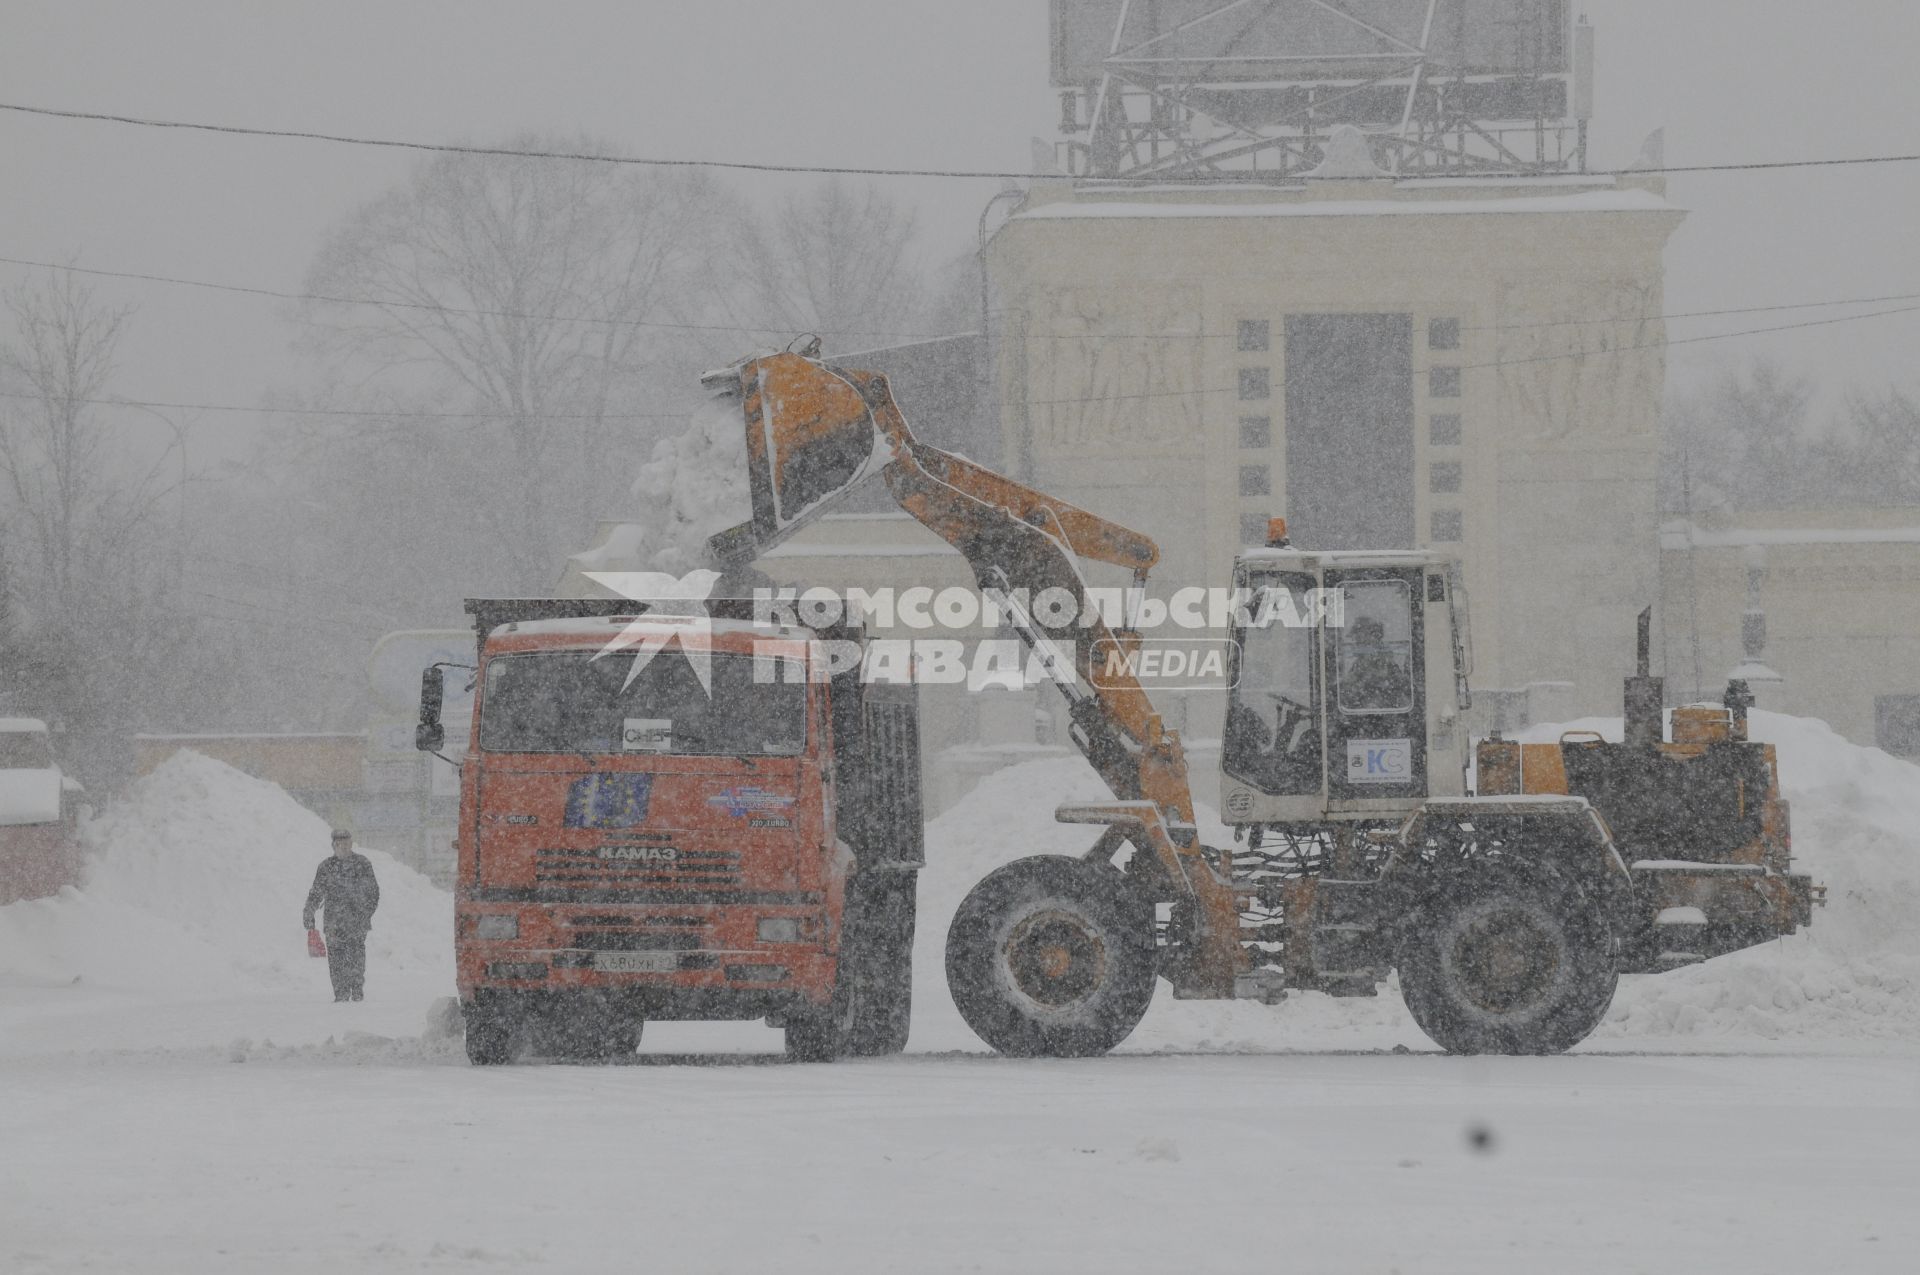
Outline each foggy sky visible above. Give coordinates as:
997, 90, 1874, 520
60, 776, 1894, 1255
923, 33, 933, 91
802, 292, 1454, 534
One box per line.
2, 0, 1917, 466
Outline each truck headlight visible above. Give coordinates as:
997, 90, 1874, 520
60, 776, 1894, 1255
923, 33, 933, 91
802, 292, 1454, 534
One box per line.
475, 914, 519, 940
757, 918, 802, 944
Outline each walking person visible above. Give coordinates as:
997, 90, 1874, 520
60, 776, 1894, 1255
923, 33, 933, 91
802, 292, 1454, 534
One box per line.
303, 829, 380, 1002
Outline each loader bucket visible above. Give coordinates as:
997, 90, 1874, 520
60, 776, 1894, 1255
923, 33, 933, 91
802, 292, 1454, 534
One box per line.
706, 352, 892, 565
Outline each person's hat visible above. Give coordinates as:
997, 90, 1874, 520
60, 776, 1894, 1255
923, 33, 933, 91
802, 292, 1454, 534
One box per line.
330, 828, 353, 842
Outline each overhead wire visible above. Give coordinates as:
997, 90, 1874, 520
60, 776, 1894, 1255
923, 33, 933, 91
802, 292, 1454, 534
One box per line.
1006, 302, 1920, 409
0, 254, 935, 343
2, 251, 1916, 346
2, 300, 1912, 421
0, 389, 691, 422
3, 98, 1919, 182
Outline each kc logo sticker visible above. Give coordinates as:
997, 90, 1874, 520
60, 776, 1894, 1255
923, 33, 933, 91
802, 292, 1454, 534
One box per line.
1345, 738, 1412, 784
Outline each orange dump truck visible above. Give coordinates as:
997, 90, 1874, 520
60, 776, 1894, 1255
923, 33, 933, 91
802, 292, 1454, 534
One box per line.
417, 597, 922, 1064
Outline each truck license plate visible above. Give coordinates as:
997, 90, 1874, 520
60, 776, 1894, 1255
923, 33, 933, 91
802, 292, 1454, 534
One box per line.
592, 951, 677, 974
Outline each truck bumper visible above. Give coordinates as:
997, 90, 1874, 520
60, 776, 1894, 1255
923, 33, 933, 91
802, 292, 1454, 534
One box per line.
457, 947, 838, 1013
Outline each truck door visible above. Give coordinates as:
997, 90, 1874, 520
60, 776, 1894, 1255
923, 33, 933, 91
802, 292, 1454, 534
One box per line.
1324, 568, 1426, 802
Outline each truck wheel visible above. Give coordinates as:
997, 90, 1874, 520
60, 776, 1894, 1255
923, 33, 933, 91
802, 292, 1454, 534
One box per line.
945, 856, 1156, 1058
1397, 869, 1618, 1055
847, 871, 917, 1057
463, 1003, 517, 1066
784, 987, 853, 1063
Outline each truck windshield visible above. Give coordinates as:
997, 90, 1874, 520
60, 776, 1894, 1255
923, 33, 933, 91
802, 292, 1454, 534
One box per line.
478, 650, 806, 757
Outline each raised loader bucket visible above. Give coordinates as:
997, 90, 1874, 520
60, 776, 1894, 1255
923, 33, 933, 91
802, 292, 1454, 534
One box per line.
704, 351, 893, 566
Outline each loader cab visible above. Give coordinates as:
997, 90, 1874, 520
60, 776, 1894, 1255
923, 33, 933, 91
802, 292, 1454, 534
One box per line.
1220, 544, 1471, 826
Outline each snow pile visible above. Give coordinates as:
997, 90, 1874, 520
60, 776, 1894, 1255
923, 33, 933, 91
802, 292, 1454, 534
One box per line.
0, 750, 449, 997
614, 393, 753, 575
908, 710, 1920, 1051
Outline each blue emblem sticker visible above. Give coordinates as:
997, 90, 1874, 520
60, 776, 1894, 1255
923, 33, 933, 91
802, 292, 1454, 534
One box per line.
565, 774, 653, 828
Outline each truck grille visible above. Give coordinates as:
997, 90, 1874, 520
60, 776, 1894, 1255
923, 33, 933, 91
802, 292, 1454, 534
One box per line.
534, 847, 742, 890
566, 912, 707, 951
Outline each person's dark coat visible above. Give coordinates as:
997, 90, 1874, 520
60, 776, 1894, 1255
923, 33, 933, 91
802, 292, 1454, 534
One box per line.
303, 853, 380, 936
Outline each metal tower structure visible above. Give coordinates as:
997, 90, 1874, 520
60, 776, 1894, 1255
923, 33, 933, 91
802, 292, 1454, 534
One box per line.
1050, 0, 1593, 180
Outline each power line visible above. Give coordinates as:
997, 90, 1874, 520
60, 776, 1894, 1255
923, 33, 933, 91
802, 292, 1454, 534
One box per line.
0, 291, 1912, 425
4, 98, 1919, 182
1010, 302, 1920, 408
1459, 302, 1920, 373
1463, 291, 1920, 332
2, 299, 1913, 421
0, 254, 938, 343
0, 389, 690, 422
5, 251, 1917, 345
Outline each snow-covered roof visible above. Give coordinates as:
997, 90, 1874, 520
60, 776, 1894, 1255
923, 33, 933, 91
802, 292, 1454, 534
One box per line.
1235, 546, 1450, 569
1014, 187, 1677, 223
1661, 522, 1920, 549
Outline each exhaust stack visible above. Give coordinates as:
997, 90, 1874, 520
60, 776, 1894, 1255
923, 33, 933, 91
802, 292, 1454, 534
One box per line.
1623, 606, 1664, 751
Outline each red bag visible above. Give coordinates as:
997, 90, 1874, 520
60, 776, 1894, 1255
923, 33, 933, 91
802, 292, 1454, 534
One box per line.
307, 928, 327, 959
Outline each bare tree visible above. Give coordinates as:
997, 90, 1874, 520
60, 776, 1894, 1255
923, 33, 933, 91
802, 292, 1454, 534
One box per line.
299, 139, 734, 587
0, 272, 136, 607
0, 271, 209, 766
1663, 358, 1827, 510
732, 178, 928, 352
1831, 387, 1920, 505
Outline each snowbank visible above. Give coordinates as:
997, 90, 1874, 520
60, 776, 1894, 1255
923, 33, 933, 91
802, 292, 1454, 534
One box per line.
0, 750, 450, 998
908, 710, 1920, 1050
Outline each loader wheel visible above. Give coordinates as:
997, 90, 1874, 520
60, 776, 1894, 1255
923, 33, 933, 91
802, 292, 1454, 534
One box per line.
945, 856, 1156, 1058
1397, 869, 1617, 1056
846, 870, 917, 1057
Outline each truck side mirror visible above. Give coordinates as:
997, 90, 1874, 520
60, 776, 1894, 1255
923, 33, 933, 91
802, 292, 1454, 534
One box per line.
416, 666, 446, 753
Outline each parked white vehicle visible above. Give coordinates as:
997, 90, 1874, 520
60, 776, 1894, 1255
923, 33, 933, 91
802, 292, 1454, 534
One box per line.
0, 718, 83, 901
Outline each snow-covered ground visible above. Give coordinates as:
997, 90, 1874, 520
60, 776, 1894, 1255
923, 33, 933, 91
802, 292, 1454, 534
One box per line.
2, 713, 1915, 1271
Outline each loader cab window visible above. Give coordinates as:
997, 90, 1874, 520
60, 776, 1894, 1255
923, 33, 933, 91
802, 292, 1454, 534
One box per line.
1224, 573, 1323, 796
1334, 581, 1413, 715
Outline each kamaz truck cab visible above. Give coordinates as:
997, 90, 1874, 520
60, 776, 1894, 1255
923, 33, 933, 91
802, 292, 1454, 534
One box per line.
419, 597, 922, 1064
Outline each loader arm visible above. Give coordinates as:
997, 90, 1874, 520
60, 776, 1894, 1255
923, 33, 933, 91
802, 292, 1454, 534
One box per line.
709, 351, 1245, 992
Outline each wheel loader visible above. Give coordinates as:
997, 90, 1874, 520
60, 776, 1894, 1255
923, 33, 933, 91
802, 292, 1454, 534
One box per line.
701, 345, 1821, 1056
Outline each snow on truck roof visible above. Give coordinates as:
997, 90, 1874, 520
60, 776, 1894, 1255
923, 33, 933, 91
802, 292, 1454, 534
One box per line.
485, 614, 815, 647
